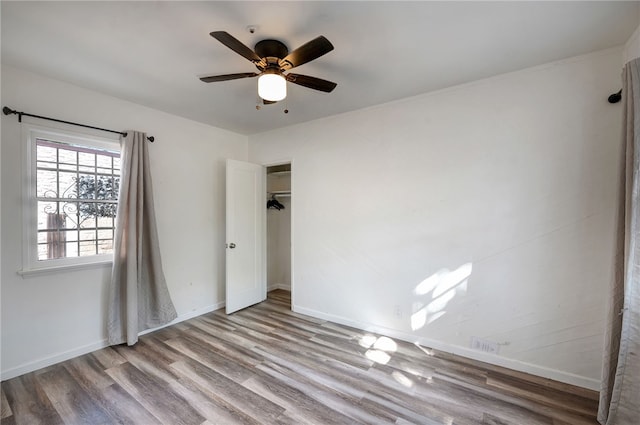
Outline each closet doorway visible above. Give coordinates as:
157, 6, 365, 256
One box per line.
266, 163, 292, 309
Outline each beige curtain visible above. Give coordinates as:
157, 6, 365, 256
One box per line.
598, 58, 640, 424
107, 131, 177, 346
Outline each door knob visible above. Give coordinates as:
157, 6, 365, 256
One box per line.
228, 243, 236, 249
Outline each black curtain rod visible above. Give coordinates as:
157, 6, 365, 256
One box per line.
2, 106, 154, 142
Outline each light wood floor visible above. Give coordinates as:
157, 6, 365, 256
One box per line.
1, 290, 599, 425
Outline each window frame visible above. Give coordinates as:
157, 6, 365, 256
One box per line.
21, 124, 121, 275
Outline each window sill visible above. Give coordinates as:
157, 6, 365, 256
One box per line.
18, 260, 112, 277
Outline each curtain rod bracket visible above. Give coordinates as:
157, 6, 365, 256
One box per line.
3, 106, 154, 142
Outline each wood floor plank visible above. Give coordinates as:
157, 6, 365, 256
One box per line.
433, 369, 595, 425
90, 346, 127, 370
147, 323, 189, 341
224, 310, 278, 334
238, 309, 317, 339
36, 366, 114, 424
164, 334, 256, 383
270, 327, 376, 370
63, 354, 115, 391
1, 385, 13, 419
169, 376, 262, 425
486, 374, 597, 417
196, 314, 238, 332
365, 370, 483, 425
483, 412, 516, 425
2, 374, 64, 425
112, 339, 183, 385
62, 352, 160, 425
256, 359, 397, 424
181, 326, 265, 367
105, 361, 205, 425
242, 374, 361, 425
2, 289, 600, 425
251, 301, 325, 324
170, 359, 285, 423
434, 348, 599, 401
254, 342, 370, 399
93, 383, 162, 425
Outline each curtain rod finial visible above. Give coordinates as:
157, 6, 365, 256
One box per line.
3, 106, 15, 116
608, 89, 622, 104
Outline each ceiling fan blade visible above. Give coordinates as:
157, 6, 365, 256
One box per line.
200, 72, 259, 83
210, 31, 261, 63
282, 36, 334, 69
286, 73, 337, 93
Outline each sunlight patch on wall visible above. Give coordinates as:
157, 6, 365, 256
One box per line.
415, 263, 473, 296
411, 263, 472, 330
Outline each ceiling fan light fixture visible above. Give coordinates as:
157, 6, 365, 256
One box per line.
258, 70, 286, 101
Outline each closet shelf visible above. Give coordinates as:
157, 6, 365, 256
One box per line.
269, 190, 291, 197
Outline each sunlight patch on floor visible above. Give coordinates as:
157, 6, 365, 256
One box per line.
373, 336, 397, 352
361, 335, 399, 366
365, 349, 391, 364
392, 371, 414, 388
359, 334, 378, 348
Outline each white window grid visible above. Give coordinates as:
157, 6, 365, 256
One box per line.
35, 139, 121, 260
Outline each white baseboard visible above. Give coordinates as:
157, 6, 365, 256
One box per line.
268, 283, 291, 292
138, 301, 224, 337
1, 302, 223, 381
292, 305, 600, 391
1, 339, 110, 382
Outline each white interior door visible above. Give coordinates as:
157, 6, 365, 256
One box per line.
226, 159, 266, 314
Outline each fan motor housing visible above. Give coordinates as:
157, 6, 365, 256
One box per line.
255, 39, 288, 59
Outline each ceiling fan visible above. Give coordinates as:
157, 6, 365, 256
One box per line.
200, 31, 337, 104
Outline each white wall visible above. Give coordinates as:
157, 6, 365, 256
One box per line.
623, 13, 640, 63
624, 26, 640, 63
1, 65, 247, 379
267, 198, 291, 291
249, 48, 623, 389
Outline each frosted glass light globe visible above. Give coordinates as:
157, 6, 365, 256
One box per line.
258, 73, 286, 101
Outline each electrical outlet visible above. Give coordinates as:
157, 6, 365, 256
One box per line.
394, 305, 403, 319
470, 336, 500, 354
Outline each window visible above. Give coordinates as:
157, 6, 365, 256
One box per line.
22, 125, 121, 273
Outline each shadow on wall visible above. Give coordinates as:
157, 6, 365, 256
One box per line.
411, 263, 473, 331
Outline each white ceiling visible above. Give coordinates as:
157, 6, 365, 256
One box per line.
2, 1, 639, 135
